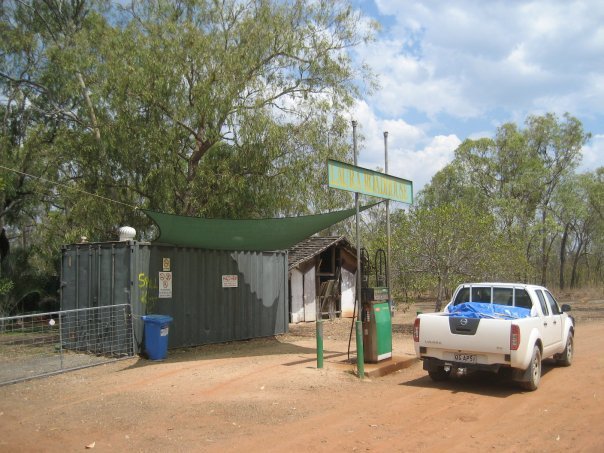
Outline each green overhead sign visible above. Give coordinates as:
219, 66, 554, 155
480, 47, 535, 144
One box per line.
328, 159, 413, 204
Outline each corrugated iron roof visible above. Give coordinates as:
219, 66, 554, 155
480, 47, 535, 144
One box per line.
288, 235, 355, 269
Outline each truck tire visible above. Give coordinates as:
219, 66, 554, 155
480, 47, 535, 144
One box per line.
520, 345, 541, 391
557, 332, 573, 367
428, 366, 451, 382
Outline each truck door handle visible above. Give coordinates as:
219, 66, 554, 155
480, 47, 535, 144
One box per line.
553, 320, 557, 325
543, 322, 548, 327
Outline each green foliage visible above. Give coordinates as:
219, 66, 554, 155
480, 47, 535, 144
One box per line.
94, 0, 375, 217
0, 245, 59, 316
390, 201, 502, 310
410, 113, 598, 301
0, 279, 14, 297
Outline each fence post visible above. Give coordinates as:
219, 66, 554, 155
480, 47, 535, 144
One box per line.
316, 319, 324, 369
356, 320, 364, 379
59, 313, 64, 369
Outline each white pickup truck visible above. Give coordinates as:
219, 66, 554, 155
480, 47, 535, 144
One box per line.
413, 282, 574, 390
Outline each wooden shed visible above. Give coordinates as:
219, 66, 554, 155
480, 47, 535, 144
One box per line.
288, 236, 357, 323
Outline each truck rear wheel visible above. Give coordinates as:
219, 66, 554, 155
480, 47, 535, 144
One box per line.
557, 333, 573, 367
428, 366, 451, 382
520, 345, 541, 391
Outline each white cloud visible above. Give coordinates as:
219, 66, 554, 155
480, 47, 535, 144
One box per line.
389, 134, 461, 193
579, 134, 604, 173
358, 0, 604, 120
351, 100, 460, 192
356, 37, 479, 118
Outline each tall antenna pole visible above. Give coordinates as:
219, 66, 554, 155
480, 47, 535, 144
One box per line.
384, 131, 392, 311
352, 120, 360, 317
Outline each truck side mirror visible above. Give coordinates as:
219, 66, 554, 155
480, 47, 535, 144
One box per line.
561, 304, 571, 312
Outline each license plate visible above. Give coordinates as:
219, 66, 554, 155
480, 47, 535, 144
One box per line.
453, 353, 477, 364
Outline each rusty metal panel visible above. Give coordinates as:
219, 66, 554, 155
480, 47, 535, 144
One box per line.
61, 242, 288, 351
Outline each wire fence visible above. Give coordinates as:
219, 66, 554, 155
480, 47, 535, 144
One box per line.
0, 304, 135, 386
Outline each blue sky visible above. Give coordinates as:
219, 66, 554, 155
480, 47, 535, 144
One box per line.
349, 0, 604, 192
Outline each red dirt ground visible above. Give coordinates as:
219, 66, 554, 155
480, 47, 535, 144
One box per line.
1, 298, 603, 452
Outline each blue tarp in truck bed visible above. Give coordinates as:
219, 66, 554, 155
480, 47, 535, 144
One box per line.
447, 302, 531, 319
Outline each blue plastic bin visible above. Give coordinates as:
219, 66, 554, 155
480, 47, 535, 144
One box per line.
142, 315, 173, 360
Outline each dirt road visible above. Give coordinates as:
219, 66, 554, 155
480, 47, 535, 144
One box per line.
1, 304, 603, 452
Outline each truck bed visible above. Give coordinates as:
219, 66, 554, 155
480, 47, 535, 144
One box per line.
415, 310, 542, 370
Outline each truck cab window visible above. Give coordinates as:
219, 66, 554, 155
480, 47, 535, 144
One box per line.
535, 290, 550, 315
493, 287, 513, 306
471, 287, 492, 303
545, 291, 562, 315
514, 289, 532, 309
453, 288, 470, 305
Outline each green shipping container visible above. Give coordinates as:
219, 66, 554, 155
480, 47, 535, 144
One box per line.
61, 241, 289, 352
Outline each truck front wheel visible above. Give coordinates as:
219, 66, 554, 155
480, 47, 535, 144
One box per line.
428, 366, 451, 382
520, 345, 542, 391
557, 332, 573, 367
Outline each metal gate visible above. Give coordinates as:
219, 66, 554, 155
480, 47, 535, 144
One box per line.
0, 304, 134, 386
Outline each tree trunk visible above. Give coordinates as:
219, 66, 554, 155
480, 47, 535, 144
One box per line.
570, 240, 584, 288
434, 275, 443, 312
540, 209, 547, 286
559, 223, 569, 289
76, 72, 101, 143
525, 236, 534, 284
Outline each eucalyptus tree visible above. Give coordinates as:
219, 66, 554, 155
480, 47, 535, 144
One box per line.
449, 114, 588, 286
0, 0, 117, 243
525, 113, 589, 285
98, 0, 377, 218
556, 170, 604, 288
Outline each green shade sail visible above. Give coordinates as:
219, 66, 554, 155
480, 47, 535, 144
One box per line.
143, 204, 377, 251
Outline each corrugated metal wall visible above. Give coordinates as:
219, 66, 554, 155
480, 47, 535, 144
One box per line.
61, 242, 288, 351
61, 242, 146, 351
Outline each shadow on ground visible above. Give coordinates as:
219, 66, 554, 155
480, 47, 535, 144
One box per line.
120, 335, 326, 372
400, 360, 558, 398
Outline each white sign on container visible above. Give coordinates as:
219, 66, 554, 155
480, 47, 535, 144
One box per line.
222, 275, 238, 288
159, 271, 172, 298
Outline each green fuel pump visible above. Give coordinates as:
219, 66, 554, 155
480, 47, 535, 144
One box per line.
361, 249, 393, 363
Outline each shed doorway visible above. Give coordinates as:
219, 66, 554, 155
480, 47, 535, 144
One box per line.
288, 236, 357, 323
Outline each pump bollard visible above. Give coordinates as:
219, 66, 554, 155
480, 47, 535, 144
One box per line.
355, 320, 365, 379
316, 319, 324, 369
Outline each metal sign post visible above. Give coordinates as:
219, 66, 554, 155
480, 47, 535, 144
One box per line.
352, 120, 364, 377
384, 131, 392, 310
